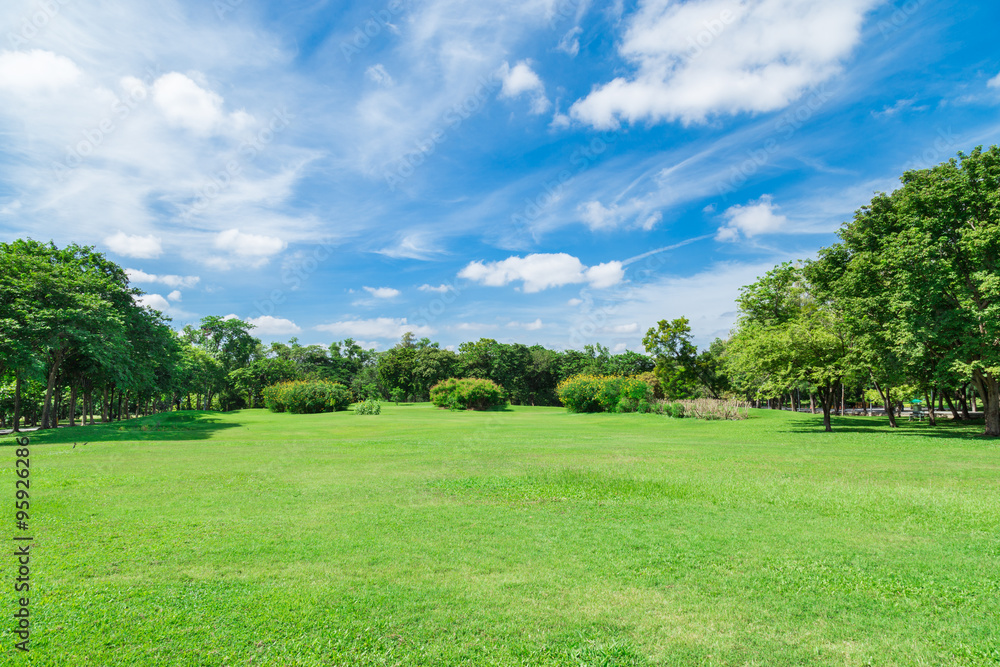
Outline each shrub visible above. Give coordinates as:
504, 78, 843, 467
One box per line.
263, 380, 352, 414
617, 397, 637, 413
354, 398, 381, 415
635, 372, 664, 400
557, 375, 651, 413
656, 398, 747, 420
430, 378, 507, 410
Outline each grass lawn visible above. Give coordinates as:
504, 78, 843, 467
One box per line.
2, 405, 999, 666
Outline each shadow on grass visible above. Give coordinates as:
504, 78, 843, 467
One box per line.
0, 411, 242, 446
779, 413, 992, 440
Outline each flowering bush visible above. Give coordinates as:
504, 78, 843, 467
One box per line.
430, 378, 507, 410
263, 381, 352, 414
556, 375, 651, 413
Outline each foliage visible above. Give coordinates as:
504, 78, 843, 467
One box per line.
643, 317, 727, 399
673, 398, 748, 420
262, 380, 351, 414
429, 377, 507, 410
556, 375, 650, 413
353, 398, 381, 415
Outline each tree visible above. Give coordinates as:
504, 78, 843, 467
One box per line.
643, 317, 725, 399
726, 263, 850, 431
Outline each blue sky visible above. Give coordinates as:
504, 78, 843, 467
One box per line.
1, 0, 998, 352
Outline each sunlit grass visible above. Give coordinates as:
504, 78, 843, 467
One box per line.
2, 405, 998, 665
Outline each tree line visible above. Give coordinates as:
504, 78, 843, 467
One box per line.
0, 241, 654, 431
3, 147, 996, 434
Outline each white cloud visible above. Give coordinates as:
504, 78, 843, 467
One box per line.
498, 60, 551, 114
606, 323, 639, 334
989, 73, 1000, 89
571, 0, 877, 128
459, 253, 624, 292
0, 50, 82, 93
152, 72, 227, 135
214, 228, 286, 257
247, 315, 302, 335
716, 195, 788, 241
167, 290, 182, 301
376, 233, 443, 260
136, 293, 170, 311
105, 232, 163, 259
455, 322, 495, 331
567, 298, 584, 306
507, 318, 544, 331
578, 200, 663, 231
315, 317, 434, 339
126, 269, 200, 289
578, 200, 620, 230
418, 284, 455, 293
365, 64, 394, 87
557, 27, 583, 57
363, 286, 401, 299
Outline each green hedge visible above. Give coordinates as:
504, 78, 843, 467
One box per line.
430, 378, 507, 410
262, 380, 352, 414
556, 375, 650, 413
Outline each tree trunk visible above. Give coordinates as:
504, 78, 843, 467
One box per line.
982, 373, 1000, 437
820, 385, 835, 432
11, 374, 22, 433
924, 390, 936, 426
40, 351, 63, 429
69, 385, 78, 426
809, 393, 816, 414
873, 381, 897, 428
840, 384, 845, 416
943, 392, 961, 421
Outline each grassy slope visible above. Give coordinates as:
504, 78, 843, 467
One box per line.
1, 405, 998, 666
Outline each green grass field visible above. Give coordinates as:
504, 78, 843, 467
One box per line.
2, 405, 999, 666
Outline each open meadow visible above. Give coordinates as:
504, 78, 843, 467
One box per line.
2, 406, 999, 666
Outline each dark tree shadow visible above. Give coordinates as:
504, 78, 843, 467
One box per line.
0, 411, 243, 446
778, 413, 992, 441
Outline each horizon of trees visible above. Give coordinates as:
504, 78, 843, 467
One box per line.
3, 146, 999, 435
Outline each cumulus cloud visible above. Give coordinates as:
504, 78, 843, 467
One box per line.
607, 323, 639, 334
152, 72, 251, 135
458, 253, 624, 292
498, 60, 551, 114
363, 286, 401, 299
246, 315, 302, 335
0, 50, 82, 93
136, 293, 170, 311
214, 228, 286, 258
716, 195, 788, 241
105, 232, 163, 259
167, 290, 182, 301
989, 72, 1000, 89
315, 317, 434, 339
571, 0, 877, 128
126, 269, 200, 289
